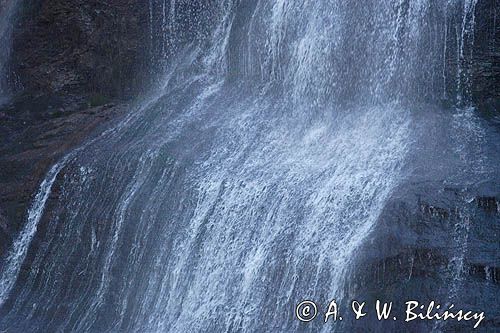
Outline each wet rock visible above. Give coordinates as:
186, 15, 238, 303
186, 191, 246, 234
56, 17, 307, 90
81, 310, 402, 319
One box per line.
348, 180, 500, 331
10, 0, 151, 106
476, 196, 498, 214
0, 102, 127, 257
0, 0, 154, 256
470, 0, 500, 116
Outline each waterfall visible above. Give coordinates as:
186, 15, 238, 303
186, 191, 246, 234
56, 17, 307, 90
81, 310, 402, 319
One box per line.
0, 158, 69, 305
0, 1, 492, 332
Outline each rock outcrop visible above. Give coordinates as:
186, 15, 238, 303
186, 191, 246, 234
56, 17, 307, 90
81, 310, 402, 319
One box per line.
11, 0, 151, 106
0, 103, 127, 256
0, 0, 152, 255
346, 180, 500, 331
470, 0, 499, 115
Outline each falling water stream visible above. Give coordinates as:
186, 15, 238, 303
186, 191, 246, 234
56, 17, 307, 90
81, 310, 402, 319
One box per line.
0, 1, 496, 332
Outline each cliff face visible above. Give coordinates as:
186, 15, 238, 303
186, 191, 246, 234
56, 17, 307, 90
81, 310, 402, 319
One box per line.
471, 0, 499, 114
11, 0, 150, 106
0, 0, 152, 256
5, 0, 499, 114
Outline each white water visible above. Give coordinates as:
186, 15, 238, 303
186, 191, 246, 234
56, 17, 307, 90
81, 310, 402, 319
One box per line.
0, 159, 67, 305
0, 1, 492, 332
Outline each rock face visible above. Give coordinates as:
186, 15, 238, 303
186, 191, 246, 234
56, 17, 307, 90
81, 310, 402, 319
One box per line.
470, 0, 500, 115
0, 103, 127, 256
0, 0, 152, 256
345, 181, 500, 331
11, 0, 151, 106
438, 0, 500, 114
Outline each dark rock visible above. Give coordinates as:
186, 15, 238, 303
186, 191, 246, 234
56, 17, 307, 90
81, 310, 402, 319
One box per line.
0, 102, 127, 256
0, 1, 155, 255
470, 0, 500, 115
348, 180, 500, 331
10, 0, 151, 107
476, 196, 499, 214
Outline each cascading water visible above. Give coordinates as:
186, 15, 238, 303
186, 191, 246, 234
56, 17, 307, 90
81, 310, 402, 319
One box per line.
0, 1, 496, 332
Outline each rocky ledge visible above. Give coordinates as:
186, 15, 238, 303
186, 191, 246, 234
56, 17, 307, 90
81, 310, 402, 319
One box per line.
0, 102, 128, 256
0, 0, 151, 256
345, 180, 500, 331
